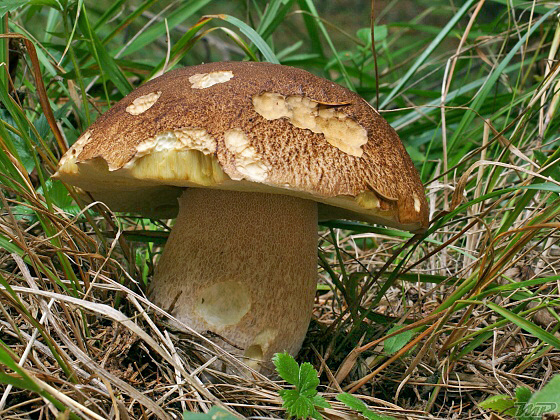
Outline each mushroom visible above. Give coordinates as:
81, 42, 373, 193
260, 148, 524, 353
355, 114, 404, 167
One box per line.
55, 62, 428, 370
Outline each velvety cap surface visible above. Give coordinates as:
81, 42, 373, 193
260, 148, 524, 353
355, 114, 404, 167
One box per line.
56, 61, 428, 231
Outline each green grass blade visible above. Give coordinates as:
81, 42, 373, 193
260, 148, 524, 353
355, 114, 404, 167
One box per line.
0, 340, 80, 419
296, 0, 353, 89
257, 0, 295, 40
1, 15, 8, 87
77, 5, 132, 97
486, 302, 560, 349
92, 0, 127, 31
296, 0, 325, 62
118, 0, 211, 57
447, 7, 558, 158
380, 0, 477, 108
148, 16, 214, 78
99, 0, 159, 45
217, 14, 279, 63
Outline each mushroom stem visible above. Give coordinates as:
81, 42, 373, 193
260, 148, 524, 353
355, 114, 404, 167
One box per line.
150, 188, 318, 368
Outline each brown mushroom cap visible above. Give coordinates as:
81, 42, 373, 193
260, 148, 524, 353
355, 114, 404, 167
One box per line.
56, 61, 428, 232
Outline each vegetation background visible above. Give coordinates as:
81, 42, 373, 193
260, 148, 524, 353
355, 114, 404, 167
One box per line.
1, 0, 559, 418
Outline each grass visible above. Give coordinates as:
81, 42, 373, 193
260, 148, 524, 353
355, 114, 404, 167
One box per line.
1, 0, 560, 418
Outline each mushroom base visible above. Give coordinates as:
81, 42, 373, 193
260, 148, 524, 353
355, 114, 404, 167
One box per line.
150, 188, 318, 371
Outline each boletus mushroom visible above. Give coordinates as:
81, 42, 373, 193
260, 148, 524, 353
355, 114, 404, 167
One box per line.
55, 62, 428, 370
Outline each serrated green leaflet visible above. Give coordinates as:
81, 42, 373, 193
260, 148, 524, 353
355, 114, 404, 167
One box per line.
298, 363, 320, 396
312, 395, 330, 409
273, 352, 300, 385
274, 353, 330, 419
336, 393, 367, 411
280, 389, 318, 419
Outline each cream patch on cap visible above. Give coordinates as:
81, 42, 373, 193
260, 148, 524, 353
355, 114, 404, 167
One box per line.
189, 71, 234, 89
253, 92, 368, 157
126, 91, 162, 115
224, 128, 269, 182
125, 128, 217, 168
57, 131, 92, 174
413, 194, 422, 213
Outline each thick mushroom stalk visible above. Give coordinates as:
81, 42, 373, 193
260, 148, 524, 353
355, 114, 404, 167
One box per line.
149, 188, 318, 368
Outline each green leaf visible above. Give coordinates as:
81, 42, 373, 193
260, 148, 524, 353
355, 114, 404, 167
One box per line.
0, 15, 7, 87
532, 151, 560, 183
356, 26, 388, 45
280, 389, 321, 419
515, 386, 533, 418
183, 406, 238, 420
488, 0, 550, 13
310, 407, 323, 420
40, 179, 73, 209
519, 375, 560, 420
0, 0, 62, 18
336, 393, 396, 420
336, 393, 368, 412
274, 353, 330, 419
273, 352, 300, 385
257, 0, 296, 40
446, 7, 557, 157
319, 220, 413, 238
296, 0, 353, 90
295, 0, 324, 59
312, 395, 331, 409
298, 362, 320, 396
11, 134, 35, 173
516, 386, 533, 406
148, 16, 214, 78
384, 325, 416, 355
123, 230, 169, 245
0, 341, 80, 420
478, 394, 515, 415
